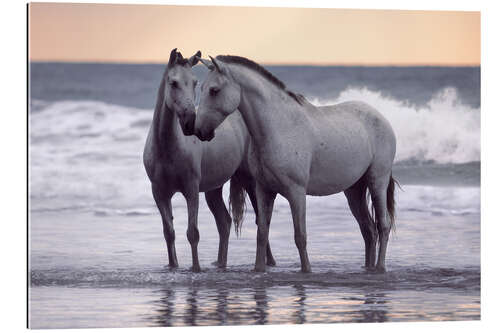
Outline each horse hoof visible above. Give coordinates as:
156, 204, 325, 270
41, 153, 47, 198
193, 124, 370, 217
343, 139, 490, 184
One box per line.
191, 265, 201, 273
301, 268, 312, 273
364, 266, 376, 272
374, 266, 386, 274
253, 265, 266, 273
168, 262, 179, 269
211, 259, 227, 269
266, 258, 276, 267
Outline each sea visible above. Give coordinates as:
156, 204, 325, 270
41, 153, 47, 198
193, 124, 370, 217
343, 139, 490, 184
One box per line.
28, 63, 480, 328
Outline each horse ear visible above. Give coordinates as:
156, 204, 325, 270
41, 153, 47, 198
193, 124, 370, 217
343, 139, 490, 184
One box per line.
199, 58, 215, 70
168, 48, 178, 68
188, 51, 202, 67
209, 56, 224, 73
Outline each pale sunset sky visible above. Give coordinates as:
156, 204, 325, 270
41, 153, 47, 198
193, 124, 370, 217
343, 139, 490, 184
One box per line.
29, 3, 480, 65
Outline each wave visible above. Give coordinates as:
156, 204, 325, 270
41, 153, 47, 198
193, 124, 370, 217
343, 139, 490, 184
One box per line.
393, 185, 480, 216
32, 86, 480, 166
29, 181, 480, 218
311, 87, 480, 164
29, 99, 151, 140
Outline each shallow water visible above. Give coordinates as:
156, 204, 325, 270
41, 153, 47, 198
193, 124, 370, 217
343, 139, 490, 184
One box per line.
30, 285, 479, 329
29, 191, 480, 328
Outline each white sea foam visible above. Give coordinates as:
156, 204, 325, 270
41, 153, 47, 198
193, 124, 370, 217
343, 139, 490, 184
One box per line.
29, 95, 480, 215
277, 185, 480, 217
31, 86, 481, 166
311, 87, 480, 164
29, 100, 154, 213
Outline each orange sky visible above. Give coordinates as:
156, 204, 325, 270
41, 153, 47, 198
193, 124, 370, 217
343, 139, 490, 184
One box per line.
29, 3, 480, 65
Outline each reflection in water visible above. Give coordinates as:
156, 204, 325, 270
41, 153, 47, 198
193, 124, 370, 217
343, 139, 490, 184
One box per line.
152, 289, 175, 327
293, 285, 307, 324
215, 288, 229, 325
358, 293, 388, 322
254, 287, 268, 325
184, 287, 198, 326
146, 284, 475, 327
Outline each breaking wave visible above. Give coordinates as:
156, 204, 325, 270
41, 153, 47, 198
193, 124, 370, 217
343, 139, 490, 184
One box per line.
312, 87, 480, 164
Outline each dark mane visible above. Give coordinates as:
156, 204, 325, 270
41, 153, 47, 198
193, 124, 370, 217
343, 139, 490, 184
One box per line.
216, 55, 307, 105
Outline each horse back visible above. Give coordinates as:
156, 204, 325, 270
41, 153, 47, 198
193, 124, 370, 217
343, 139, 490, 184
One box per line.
312, 101, 395, 155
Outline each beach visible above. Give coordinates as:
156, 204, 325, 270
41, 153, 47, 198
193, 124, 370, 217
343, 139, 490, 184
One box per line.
28, 63, 480, 328
29, 188, 480, 328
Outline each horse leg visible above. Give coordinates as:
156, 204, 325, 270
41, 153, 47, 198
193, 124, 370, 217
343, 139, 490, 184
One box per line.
184, 186, 201, 272
287, 186, 311, 273
205, 187, 231, 268
368, 173, 392, 273
344, 179, 378, 269
254, 183, 276, 272
246, 183, 276, 266
152, 184, 177, 268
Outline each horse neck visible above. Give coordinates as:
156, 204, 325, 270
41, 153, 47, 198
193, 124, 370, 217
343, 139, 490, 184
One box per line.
152, 84, 184, 155
229, 65, 301, 144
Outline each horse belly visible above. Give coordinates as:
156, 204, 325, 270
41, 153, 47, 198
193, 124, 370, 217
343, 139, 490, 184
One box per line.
306, 157, 370, 195
306, 126, 373, 196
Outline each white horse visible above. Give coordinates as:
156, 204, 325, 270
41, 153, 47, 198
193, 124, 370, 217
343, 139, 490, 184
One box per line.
194, 55, 397, 273
143, 50, 275, 272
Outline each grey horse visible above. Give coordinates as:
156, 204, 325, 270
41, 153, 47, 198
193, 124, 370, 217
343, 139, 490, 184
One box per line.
143, 49, 275, 272
194, 55, 397, 273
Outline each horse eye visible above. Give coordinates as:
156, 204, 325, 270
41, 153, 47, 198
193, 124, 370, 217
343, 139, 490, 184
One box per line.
209, 87, 219, 96
170, 80, 178, 89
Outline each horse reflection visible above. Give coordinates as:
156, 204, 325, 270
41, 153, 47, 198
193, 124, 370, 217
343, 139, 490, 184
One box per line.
292, 284, 307, 324
253, 286, 268, 324
355, 292, 389, 322
215, 288, 229, 324
184, 287, 199, 326
148, 286, 389, 326
150, 285, 273, 326
151, 289, 175, 327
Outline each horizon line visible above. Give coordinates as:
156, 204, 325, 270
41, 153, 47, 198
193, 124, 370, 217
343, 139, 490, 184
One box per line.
28, 59, 481, 67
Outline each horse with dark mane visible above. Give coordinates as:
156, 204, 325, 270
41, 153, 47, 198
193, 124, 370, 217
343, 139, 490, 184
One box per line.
194, 55, 397, 273
143, 49, 275, 272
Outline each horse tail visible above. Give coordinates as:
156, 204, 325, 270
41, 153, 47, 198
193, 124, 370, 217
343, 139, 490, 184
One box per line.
229, 175, 247, 237
387, 174, 398, 233
367, 173, 399, 235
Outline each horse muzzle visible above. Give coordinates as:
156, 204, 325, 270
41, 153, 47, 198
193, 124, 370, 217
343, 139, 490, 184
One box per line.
180, 112, 196, 136
194, 126, 215, 142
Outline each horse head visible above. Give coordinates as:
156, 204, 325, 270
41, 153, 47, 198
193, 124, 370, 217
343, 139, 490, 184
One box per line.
194, 56, 241, 141
162, 48, 201, 136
